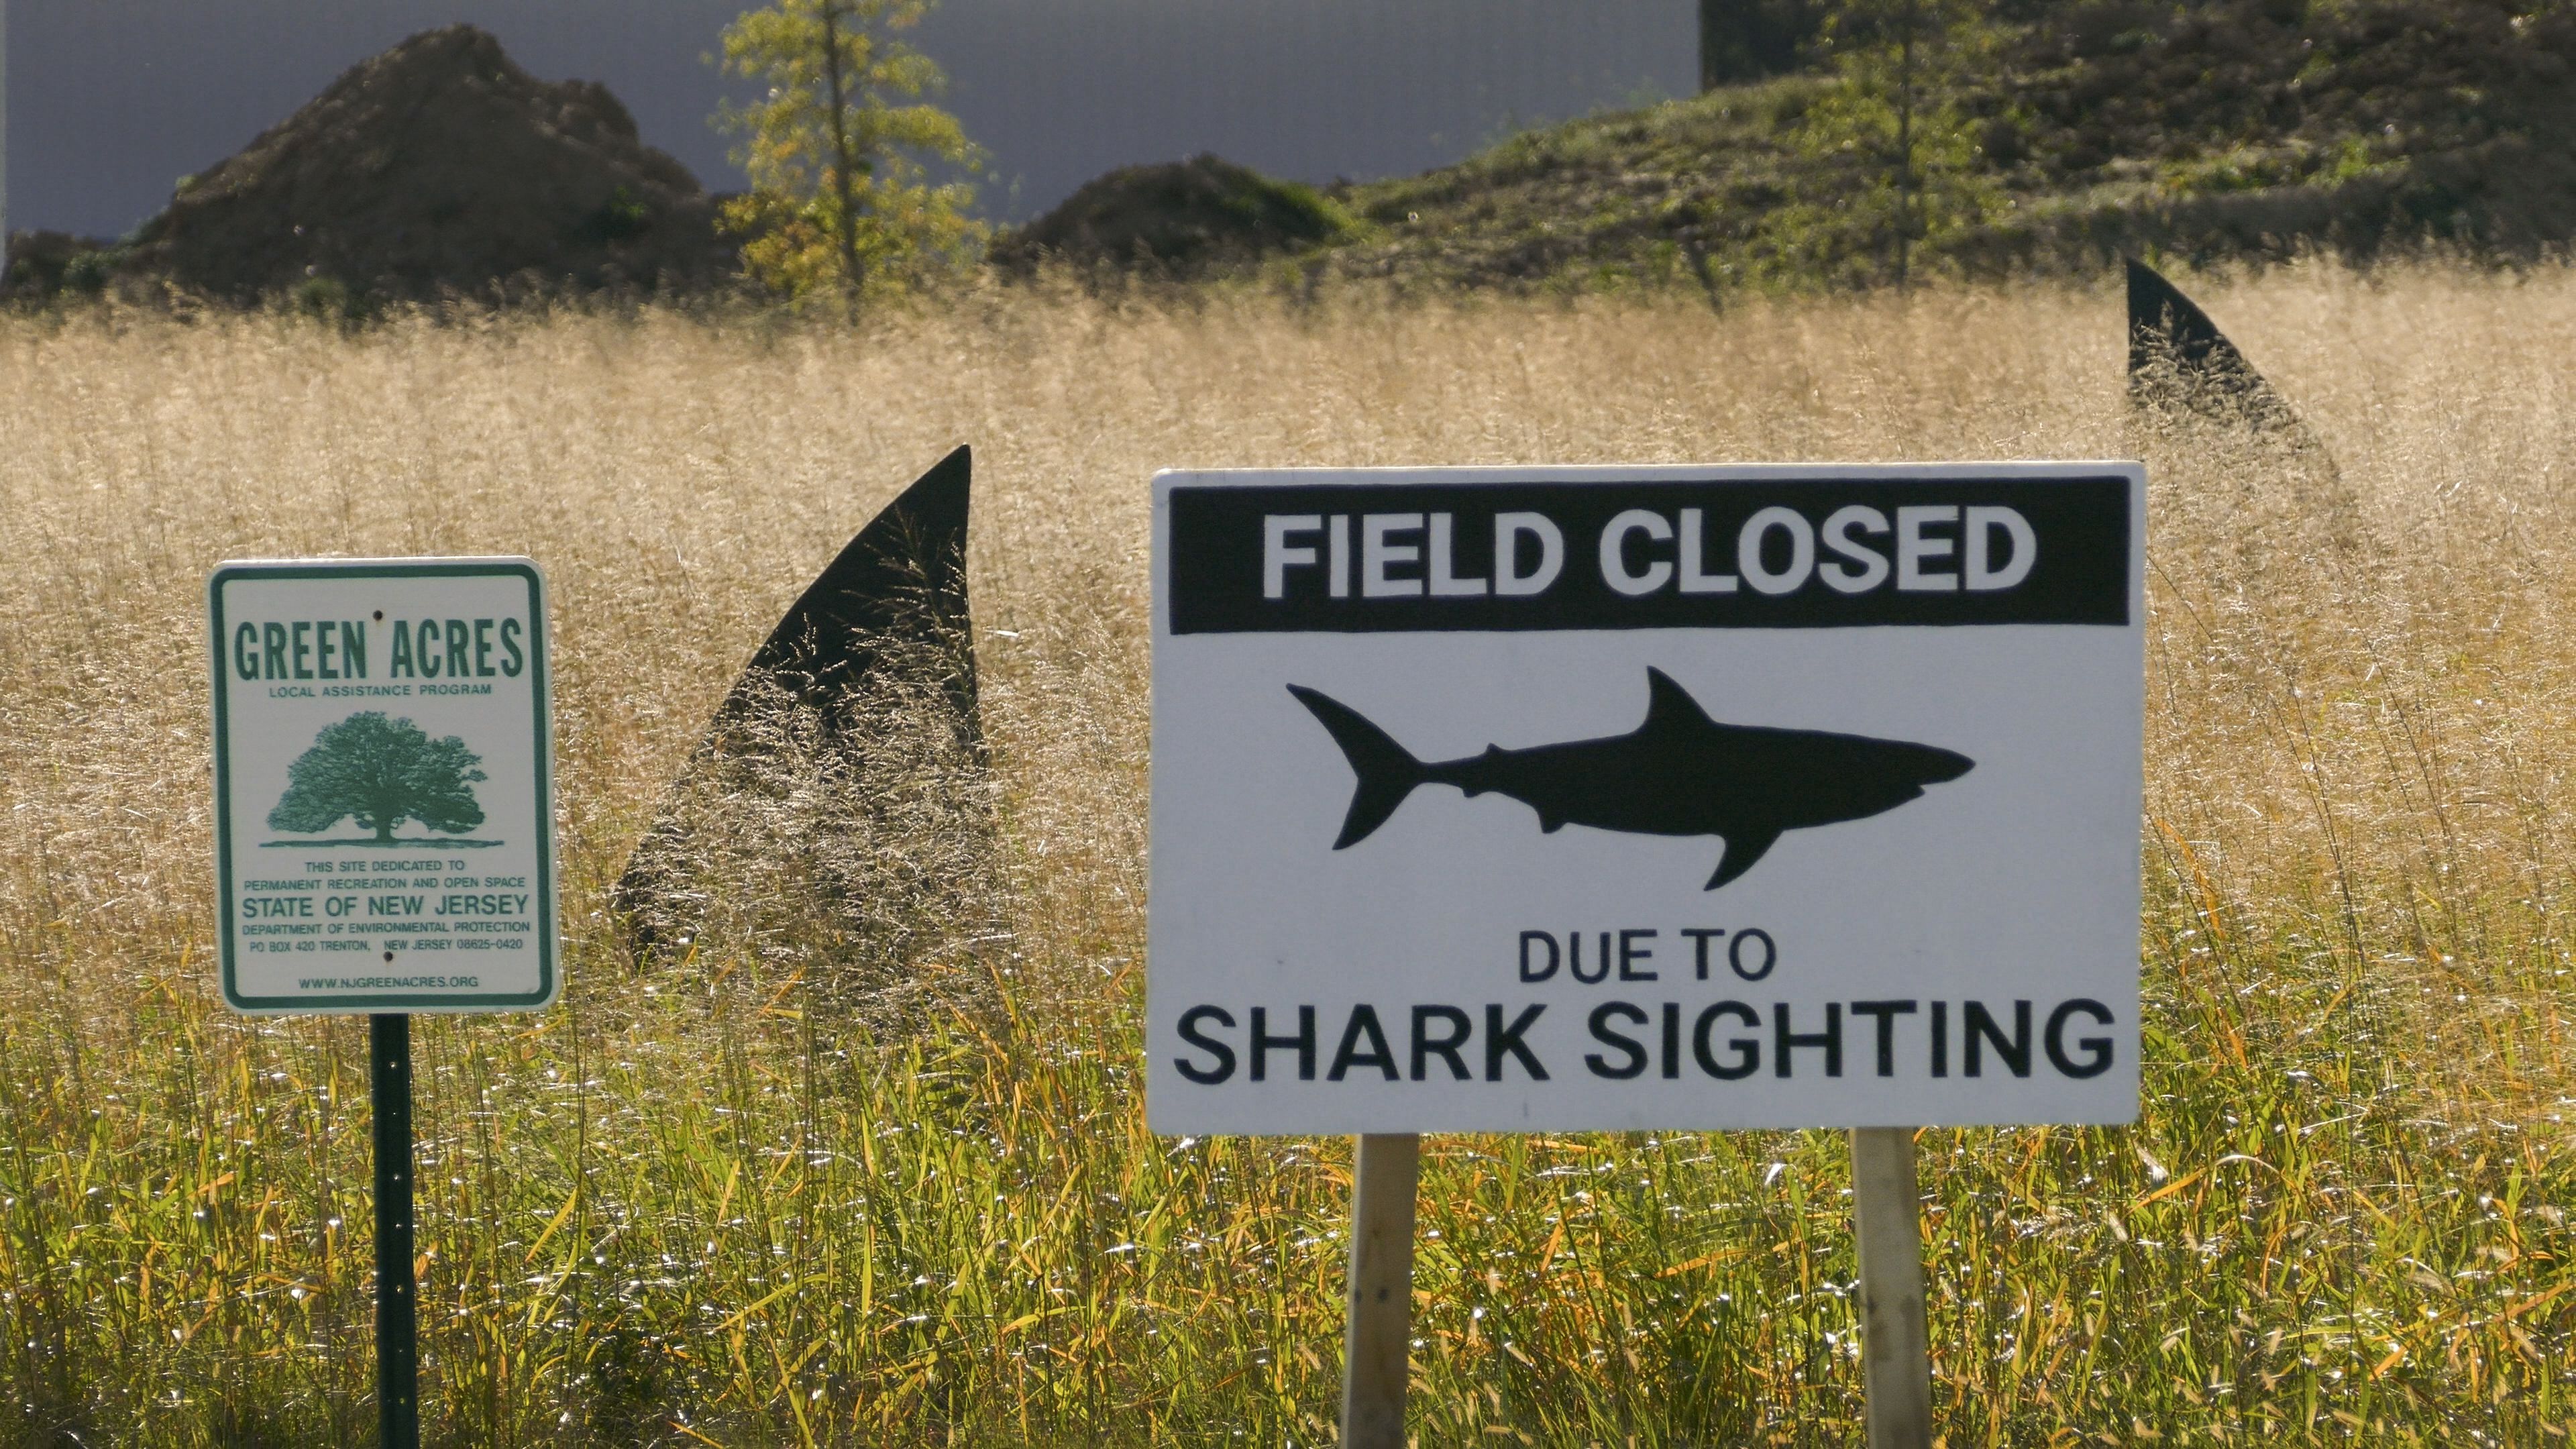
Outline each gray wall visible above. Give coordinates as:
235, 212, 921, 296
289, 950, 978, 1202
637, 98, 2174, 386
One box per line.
6, 0, 1692, 240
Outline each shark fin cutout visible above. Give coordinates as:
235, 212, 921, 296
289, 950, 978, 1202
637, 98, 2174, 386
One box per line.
614, 446, 979, 950
1707, 828, 1782, 891
2125, 258, 2312, 438
730, 444, 977, 739
2125, 257, 2361, 549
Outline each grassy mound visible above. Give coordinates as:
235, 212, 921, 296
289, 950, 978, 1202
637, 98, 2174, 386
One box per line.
1303, 0, 2576, 294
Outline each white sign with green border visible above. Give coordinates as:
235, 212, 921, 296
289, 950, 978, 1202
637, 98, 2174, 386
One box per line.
209, 557, 557, 1014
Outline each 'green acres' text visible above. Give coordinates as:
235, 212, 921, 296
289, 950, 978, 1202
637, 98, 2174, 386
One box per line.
230, 618, 527, 682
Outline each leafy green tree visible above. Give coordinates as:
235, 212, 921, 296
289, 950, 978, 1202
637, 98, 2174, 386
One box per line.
268, 712, 487, 843
716, 0, 985, 309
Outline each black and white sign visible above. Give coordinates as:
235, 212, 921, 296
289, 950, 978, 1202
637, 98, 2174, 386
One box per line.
209, 558, 557, 1016
1148, 464, 2145, 1134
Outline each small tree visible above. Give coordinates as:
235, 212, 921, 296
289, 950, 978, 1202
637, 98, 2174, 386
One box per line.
268, 712, 487, 843
716, 0, 985, 310
1796, 0, 2002, 290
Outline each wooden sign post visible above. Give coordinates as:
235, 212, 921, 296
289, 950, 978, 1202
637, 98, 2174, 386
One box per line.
1145, 464, 2145, 1439
209, 557, 558, 1444
1340, 1132, 1421, 1448
1851, 1126, 1933, 1449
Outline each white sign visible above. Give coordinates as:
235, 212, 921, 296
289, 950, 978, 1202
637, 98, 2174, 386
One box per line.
1149, 464, 2145, 1134
209, 558, 557, 1015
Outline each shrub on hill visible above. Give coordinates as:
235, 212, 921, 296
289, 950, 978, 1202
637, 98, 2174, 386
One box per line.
0, 232, 124, 302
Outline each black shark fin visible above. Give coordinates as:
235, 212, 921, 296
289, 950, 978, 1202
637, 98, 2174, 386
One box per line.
614, 446, 977, 951
2125, 258, 2308, 437
1706, 828, 1782, 891
2125, 258, 2358, 547
1288, 686, 1427, 849
732, 443, 977, 735
1640, 667, 1717, 733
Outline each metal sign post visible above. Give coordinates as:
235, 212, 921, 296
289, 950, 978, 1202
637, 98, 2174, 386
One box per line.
371, 1015, 420, 1449
209, 557, 557, 1438
1851, 1126, 1932, 1449
1145, 464, 2145, 1436
1339, 1132, 1421, 1448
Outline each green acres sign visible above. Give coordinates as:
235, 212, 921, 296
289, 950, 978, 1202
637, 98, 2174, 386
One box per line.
209, 559, 557, 1014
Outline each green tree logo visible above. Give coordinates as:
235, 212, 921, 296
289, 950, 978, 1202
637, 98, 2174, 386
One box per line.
268, 712, 488, 844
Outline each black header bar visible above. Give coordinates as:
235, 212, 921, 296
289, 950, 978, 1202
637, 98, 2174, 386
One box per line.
1167, 476, 2132, 635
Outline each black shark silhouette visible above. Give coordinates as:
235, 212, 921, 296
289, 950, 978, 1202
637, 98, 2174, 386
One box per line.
1288, 669, 1974, 890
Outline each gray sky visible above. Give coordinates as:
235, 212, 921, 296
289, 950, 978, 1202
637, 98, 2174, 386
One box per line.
7, 1, 1694, 240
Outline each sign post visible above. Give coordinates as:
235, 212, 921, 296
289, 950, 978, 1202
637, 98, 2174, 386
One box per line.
209, 557, 557, 1446
1340, 1132, 1421, 1449
1851, 1126, 1932, 1448
1148, 465, 2145, 1437
371, 1014, 420, 1447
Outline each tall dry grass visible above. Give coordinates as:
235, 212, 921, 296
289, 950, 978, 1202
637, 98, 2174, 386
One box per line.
0, 268, 2569, 1444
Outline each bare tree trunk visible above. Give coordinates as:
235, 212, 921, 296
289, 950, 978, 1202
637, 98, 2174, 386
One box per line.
1894, 0, 1915, 294
1, 0, 11, 263
1699, 0, 1725, 92
818, 0, 865, 321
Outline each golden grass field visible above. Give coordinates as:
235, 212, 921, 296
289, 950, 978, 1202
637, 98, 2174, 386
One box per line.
0, 268, 2571, 1444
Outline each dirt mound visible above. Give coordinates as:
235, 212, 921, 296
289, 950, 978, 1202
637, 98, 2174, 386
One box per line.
989, 154, 1350, 278
119, 25, 735, 304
